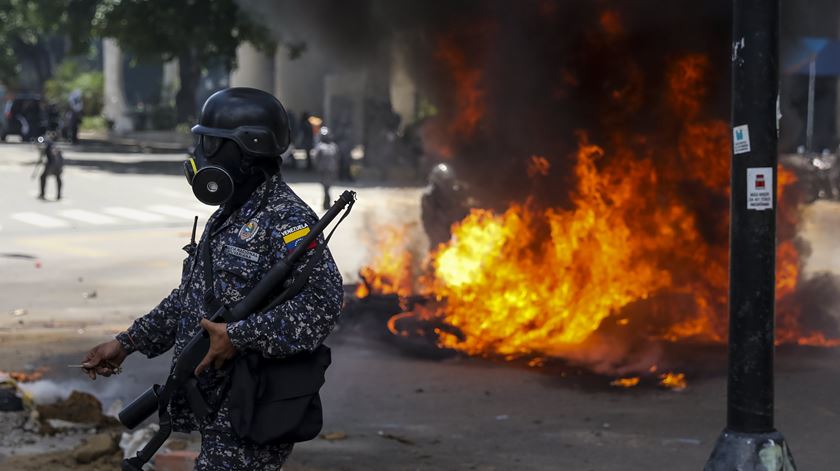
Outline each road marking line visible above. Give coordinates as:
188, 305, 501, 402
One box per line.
153, 188, 192, 199
11, 212, 71, 228
146, 204, 198, 219
103, 207, 165, 222
59, 209, 119, 225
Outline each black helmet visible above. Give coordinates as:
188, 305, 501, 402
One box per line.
191, 87, 291, 159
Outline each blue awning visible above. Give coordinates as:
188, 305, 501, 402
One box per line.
783, 37, 840, 77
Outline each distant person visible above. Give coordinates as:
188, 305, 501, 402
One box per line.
298, 111, 314, 170
36, 136, 63, 200
314, 126, 340, 210
334, 124, 354, 182
287, 109, 298, 146
67, 89, 83, 144
421, 163, 473, 248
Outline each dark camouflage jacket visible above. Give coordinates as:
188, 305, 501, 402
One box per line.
116, 173, 343, 432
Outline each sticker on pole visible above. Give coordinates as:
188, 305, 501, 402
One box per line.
733, 124, 751, 154
747, 167, 773, 210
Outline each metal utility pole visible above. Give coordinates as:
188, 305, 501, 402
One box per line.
704, 0, 797, 469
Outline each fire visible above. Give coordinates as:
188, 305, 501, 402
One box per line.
659, 372, 687, 391
527, 156, 551, 177
610, 377, 640, 388
356, 224, 419, 299
2, 367, 49, 383
433, 139, 680, 355
435, 33, 486, 137
354, 10, 840, 374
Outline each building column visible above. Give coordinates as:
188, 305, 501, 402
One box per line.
102, 38, 133, 134
230, 42, 274, 92
161, 58, 179, 106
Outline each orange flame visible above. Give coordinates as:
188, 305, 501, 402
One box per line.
355, 38, 839, 372
610, 377, 640, 388
659, 372, 687, 391
356, 224, 418, 299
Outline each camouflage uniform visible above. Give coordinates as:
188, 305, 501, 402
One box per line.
116, 173, 343, 469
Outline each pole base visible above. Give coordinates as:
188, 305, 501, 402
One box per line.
704, 429, 796, 471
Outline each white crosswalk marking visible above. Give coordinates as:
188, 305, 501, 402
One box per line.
153, 188, 191, 199
102, 207, 165, 222
59, 209, 119, 225
146, 204, 199, 219
11, 212, 70, 228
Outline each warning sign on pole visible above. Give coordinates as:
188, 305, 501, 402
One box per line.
746, 167, 773, 210
733, 125, 752, 155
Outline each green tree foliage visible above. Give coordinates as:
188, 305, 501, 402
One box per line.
91, 0, 276, 121
0, 0, 97, 88
43, 59, 104, 115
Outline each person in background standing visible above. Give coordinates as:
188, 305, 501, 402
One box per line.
299, 111, 314, 170
67, 89, 84, 144
36, 136, 63, 201
314, 126, 340, 210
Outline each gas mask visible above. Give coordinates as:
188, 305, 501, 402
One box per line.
186, 125, 285, 205
184, 137, 252, 206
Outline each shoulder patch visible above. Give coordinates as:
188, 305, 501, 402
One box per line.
239, 218, 260, 241
281, 223, 311, 249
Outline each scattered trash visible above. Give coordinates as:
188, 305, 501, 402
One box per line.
73, 432, 120, 464
0, 384, 24, 412
377, 430, 415, 445
602, 422, 611, 429
77, 328, 86, 334
320, 431, 348, 441
495, 414, 509, 421
82, 290, 98, 299
120, 423, 159, 460
34, 260, 42, 269
10, 308, 27, 317
0, 372, 34, 412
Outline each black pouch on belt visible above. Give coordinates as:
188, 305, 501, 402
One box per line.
227, 345, 331, 444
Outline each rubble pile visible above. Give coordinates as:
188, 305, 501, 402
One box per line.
0, 375, 123, 470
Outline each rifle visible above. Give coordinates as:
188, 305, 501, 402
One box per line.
119, 190, 356, 471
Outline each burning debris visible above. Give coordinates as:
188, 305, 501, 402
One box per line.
351, 0, 840, 380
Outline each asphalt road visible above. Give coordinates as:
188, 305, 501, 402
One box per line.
1, 142, 839, 470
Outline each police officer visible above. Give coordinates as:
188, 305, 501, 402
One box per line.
36, 136, 63, 201
421, 163, 473, 248
79, 88, 343, 470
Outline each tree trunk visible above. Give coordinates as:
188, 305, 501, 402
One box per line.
175, 49, 201, 123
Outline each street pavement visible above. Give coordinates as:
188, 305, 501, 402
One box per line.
1, 142, 840, 470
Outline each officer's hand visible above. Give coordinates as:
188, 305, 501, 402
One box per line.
195, 319, 237, 376
81, 339, 128, 380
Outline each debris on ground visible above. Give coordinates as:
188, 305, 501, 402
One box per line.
10, 309, 27, 317
319, 431, 348, 441
377, 430, 415, 445
72, 432, 120, 464
37, 390, 120, 434
82, 290, 98, 299
119, 423, 159, 460
0, 371, 34, 412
